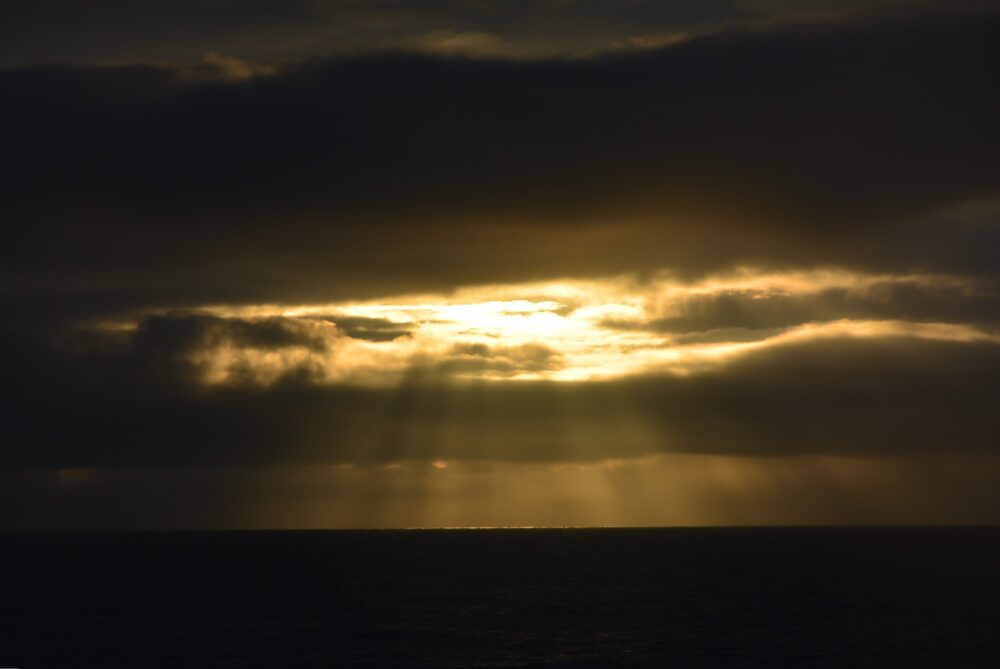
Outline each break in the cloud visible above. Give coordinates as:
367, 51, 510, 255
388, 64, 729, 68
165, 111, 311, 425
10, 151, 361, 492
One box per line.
68, 268, 999, 386
3, 4, 1000, 527
4, 268, 1000, 472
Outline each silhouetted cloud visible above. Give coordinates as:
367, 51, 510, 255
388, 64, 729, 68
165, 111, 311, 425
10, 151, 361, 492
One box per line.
3, 10, 999, 308
1, 0, 969, 67
608, 283, 1000, 335
326, 316, 412, 342
4, 328, 999, 468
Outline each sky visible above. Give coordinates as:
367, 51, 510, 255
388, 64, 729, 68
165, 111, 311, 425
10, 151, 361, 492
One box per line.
2, 0, 1000, 528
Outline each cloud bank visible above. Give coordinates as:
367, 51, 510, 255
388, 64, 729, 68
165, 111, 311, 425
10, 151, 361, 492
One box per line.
3, 10, 1000, 309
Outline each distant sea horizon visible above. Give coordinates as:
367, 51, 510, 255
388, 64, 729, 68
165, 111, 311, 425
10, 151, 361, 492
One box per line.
5, 523, 1000, 532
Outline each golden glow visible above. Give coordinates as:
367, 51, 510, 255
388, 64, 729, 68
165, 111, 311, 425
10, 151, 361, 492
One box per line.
103, 268, 995, 386
64, 454, 1000, 528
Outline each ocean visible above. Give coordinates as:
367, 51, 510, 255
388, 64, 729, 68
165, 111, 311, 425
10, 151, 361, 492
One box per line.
3, 527, 999, 668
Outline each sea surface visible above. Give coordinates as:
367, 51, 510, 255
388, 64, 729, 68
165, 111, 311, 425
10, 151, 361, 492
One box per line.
3, 527, 1000, 668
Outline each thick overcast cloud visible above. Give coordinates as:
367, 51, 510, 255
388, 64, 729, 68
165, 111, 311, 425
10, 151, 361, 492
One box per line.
3, 2, 1000, 526
3, 9, 1000, 308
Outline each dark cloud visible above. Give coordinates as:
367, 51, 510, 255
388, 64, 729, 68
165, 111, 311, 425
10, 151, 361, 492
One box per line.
0, 0, 954, 67
3, 329, 999, 468
2, 10, 1000, 309
605, 282, 1000, 336
0, 312, 331, 405
136, 312, 329, 353
326, 316, 412, 342
433, 342, 564, 376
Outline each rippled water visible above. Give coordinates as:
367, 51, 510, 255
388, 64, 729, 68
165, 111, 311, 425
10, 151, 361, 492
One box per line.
3, 527, 1000, 667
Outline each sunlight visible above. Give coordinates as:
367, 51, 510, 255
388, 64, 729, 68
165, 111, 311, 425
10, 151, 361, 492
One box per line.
99, 268, 992, 386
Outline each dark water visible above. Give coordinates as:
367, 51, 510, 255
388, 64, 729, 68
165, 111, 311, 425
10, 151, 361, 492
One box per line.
3, 527, 1000, 668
